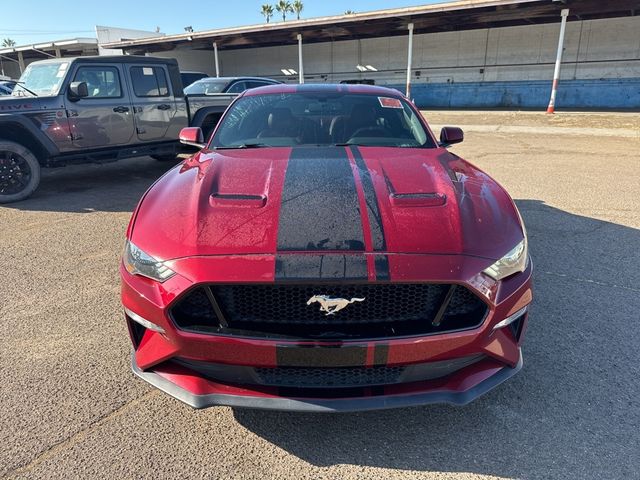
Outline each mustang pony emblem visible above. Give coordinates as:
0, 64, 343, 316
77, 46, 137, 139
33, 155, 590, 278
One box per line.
306, 295, 365, 315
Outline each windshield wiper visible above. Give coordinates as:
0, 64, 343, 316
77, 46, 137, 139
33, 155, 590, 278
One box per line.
214, 143, 269, 150
6, 81, 38, 97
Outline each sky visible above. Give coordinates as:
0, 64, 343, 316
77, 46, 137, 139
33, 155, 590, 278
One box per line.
1, 0, 445, 46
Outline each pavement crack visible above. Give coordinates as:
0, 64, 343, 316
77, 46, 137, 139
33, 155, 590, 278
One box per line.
3, 390, 157, 479
541, 270, 640, 293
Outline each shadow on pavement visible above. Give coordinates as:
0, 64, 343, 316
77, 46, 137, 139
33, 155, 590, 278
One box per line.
2, 157, 179, 213
233, 199, 640, 479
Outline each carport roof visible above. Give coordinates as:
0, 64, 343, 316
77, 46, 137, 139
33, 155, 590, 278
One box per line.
102, 0, 640, 53
0, 38, 99, 62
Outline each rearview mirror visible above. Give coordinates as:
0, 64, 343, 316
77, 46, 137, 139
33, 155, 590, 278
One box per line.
179, 127, 206, 148
439, 126, 464, 147
68, 81, 88, 100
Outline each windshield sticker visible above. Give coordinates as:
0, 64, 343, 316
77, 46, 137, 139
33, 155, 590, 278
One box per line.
143, 67, 154, 76
378, 97, 403, 108
56, 63, 68, 77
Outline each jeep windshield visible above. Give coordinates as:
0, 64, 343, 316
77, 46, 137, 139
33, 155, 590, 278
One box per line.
13, 62, 69, 97
210, 92, 436, 149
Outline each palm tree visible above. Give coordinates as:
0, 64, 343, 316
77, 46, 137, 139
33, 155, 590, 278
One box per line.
275, 0, 293, 21
344, 10, 355, 15
2, 38, 16, 47
261, 4, 274, 23
292, 0, 303, 20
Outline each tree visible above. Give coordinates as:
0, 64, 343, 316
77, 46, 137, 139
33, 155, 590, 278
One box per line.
344, 10, 356, 15
275, 0, 293, 22
2, 38, 16, 47
292, 0, 303, 20
261, 4, 274, 23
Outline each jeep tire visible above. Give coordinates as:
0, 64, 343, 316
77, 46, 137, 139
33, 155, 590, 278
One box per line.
0, 141, 41, 203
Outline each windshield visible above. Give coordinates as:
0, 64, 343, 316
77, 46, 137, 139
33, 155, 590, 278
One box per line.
13, 62, 69, 97
184, 79, 229, 95
211, 92, 435, 149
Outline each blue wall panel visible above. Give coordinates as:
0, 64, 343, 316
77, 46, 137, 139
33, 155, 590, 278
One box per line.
388, 78, 640, 109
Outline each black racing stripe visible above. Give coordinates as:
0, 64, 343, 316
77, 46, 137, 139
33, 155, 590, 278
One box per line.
350, 146, 386, 251
374, 255, 390, 281
276, 344, 368, 367
275, 254, 368, 281
277, 146, 364, 251
373, 344, 389, 366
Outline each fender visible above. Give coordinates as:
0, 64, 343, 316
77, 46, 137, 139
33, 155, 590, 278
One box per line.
0, 114, 60, 157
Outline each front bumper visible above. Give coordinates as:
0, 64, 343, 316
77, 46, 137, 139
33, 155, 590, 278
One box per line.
122, 253, 532, 411
132, 349, 522, 412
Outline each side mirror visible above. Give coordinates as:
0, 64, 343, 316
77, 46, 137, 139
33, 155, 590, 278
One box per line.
68, 81, 88, 100
439, 126, 464, 147
179, 127, 206, 148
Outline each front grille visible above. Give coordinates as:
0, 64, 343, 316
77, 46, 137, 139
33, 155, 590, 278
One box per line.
171, 283, 488, 340
255, 366, 406, 388
214, 284, 449, 324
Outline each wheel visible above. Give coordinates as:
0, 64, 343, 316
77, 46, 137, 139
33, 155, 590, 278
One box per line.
0, 141, 41, 203
151, 154, 178, 162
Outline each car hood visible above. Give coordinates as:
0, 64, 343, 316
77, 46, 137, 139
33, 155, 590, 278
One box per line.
131, 146, 524, 261
0, 96, 41, 112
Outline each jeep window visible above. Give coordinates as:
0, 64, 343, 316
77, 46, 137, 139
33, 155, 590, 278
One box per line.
130, 66, 170, 97
13, 62, 69, 97
211, 92, 436, 149
74, 66, 122, 98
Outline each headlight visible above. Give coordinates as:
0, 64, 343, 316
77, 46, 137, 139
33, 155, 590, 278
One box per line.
483, 238, 528, 281
123, 240, 175, 282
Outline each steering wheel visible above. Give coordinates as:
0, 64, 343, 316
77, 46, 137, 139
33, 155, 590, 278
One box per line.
347, 127, 388, 142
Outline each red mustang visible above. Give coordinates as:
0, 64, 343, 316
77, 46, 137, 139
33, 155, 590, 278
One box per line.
121, 84, 532, 411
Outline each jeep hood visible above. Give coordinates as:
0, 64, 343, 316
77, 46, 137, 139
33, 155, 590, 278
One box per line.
0, 97, 41, 112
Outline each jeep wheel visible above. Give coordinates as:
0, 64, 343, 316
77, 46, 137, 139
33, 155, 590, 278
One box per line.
0, 141, 41, 203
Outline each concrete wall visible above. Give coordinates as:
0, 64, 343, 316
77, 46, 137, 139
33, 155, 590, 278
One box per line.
153, 48, 216, 75
154, 15, 640, 109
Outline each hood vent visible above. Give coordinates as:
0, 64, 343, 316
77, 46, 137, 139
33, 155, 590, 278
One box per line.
209, 193, 267, 208
389, 192, 446, 207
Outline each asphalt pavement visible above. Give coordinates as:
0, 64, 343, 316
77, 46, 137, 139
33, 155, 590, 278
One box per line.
1, 112, 639, 479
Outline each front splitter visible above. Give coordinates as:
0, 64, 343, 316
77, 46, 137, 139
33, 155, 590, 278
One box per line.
131, 350, 523, 412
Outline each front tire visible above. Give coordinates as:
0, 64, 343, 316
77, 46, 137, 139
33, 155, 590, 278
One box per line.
0, 141, 41, 203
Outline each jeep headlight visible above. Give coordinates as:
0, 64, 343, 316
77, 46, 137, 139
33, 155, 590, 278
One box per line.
483, 239, 528, 281
123, 240, 175, 282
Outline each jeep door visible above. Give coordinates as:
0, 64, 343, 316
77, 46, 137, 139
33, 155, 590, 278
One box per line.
66, 64, 136, 148
127, 65, 181, 141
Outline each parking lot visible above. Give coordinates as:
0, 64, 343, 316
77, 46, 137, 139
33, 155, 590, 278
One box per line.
1, 111, 639, 479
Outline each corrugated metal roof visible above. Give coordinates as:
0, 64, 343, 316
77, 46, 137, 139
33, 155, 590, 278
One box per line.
101, 0, 639, 52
